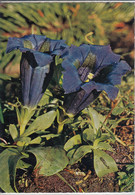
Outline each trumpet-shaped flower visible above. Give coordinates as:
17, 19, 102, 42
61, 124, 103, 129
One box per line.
6, 34, 67, 107
61, 44, 131, 115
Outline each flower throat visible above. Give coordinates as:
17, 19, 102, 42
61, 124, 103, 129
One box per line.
79, 52, 96, 82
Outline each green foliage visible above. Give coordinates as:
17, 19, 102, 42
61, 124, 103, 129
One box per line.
0, 3, 134, 71
29, 146, 69, 176
69, 145, 93, 165
63, 107, 118, 177
9, 124, 18, 140
0, 148, 26, 192
94, 149, 118, 178
0, 73, 11, 80
0, 102, 4, 124
117, 164, 134, 192
23, 110, 57, 137
64, 134, 82, 151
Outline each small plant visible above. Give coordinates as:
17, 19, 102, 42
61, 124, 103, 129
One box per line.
0, 34, 131, 192
117, 164, 134, 192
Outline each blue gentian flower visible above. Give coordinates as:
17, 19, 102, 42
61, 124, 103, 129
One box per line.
61, 44, 131, 115
6, 34, 67, 107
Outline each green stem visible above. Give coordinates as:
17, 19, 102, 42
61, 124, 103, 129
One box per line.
56, 173, 76, 192
0, 102, 4, 124
115, 136, 126, 146
57, 107, 74, 134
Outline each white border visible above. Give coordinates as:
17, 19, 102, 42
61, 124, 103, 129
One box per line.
0, 0, 135, 3
0, 0, 134, 194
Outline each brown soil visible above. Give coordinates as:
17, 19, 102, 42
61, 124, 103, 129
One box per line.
16, 121, 134, 193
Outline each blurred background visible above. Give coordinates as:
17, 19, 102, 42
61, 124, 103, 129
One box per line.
0, 2, 134, 103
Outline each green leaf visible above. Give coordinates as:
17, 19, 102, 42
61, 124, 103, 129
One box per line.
23, 110, 56, 136
96, 133, 111, 142
83, 127, 96, 142
41, 133, 60, 140
94, 149, 118, 178
28, 146, 69, 176
38, 89, 52, 107
96, 128, 102, 139
67, 149, 76, 163
16, 159, 31, 170
70, 145, 92, 165
0, 102, 4, 124
112, 107, 125, 115
9, 124, 18, 140
64, 134, 82, 152
0, 148, 24, 192
16, 137, 31, 147
95, 142, 114, 152
29, 137, 41, 145
87, 107, 106, 133
127, 102, 134, 109
0, 73, 11, 80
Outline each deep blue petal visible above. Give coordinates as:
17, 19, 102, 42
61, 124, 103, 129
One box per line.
29, 65, 50, 107
107, 60, 131, 85
6, 35, 47, 53
61, 46, 85, 93
93, 60, 131, 86
79, 44, 91, 61
31, 51, 53, 67
49, 39, 68, 55
64, 90, 85, 114
19, 48, 53, 67
61, 45, 84, 64
80, 44, 121, 71
6, 37, 24, 53
31, 34, 47, 50
6, 35, 67, 54
62, 60, 82, 94
20, 51, 53, 107
78, 67, 90, 82
20, 54, 33, 106
84, 44, 109, 70
82, 81, 119, 100
76, 90, 100, 114
64, 89, 100, 115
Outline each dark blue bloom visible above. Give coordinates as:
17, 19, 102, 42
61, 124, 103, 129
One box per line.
61, 44, 131, 115
6, 34, 67, 107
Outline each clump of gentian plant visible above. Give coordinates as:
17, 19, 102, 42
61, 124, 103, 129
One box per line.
6, 35, 67, 135
0, 34, 131, 193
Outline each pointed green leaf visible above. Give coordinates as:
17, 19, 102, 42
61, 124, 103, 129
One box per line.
38, 89, 52, 107
0, 73, 11, 80
94, 149, 118, 178
16, 159, 31, 170
64, 134, 82, 152
30, 137, 41, 145
96, 142, 114, 152
67, 149, 76, 163
28, 146, 69, 176
70, 145, 92, 165
96, 133, 111, 142
9, 124, 18, 140
0, 148, 24, 192
23, 110, 56, 136
41, 133, 60, 140
87, 107, 106, 133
